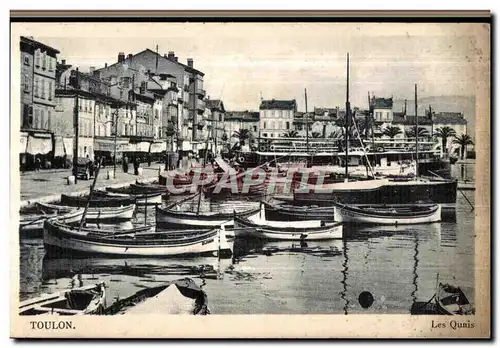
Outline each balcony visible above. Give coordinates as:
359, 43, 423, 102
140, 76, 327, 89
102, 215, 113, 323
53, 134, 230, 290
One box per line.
196, 88, 206, 97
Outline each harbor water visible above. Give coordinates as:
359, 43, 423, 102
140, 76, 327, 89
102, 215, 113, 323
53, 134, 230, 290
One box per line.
18, 164, 475, 314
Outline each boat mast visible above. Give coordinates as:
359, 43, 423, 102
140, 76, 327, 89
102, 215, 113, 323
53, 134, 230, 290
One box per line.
415, 84, 419, 177
78, 158, 102, 231
305, 88, 309, 154
345, 53, 350, 182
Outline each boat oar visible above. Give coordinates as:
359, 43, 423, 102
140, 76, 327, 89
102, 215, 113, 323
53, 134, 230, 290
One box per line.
428, 170, 474, 212
21, 214, 52, 227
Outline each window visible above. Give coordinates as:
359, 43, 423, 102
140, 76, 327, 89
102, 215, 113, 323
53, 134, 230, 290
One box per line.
42, 52, 46, 70
41, 80, 45, 99
33, 77, 39, 97
286, 122, 290, 130
48, 57, 54, 72
253, 125, 257, 132
48, 81, 52, 100
263, 133, 268, 137
47, 110, 51, 129
271, 121, 275, 129
40, 110, 45, 130
23, 75, 29, 92
23, 56, 29, 66
263, 121, 267, 129
34, 109, 40, 129
23, 105, 32, 128
35, 51, 40, 67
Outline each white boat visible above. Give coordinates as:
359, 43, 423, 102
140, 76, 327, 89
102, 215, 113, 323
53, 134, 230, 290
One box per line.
19, 282, 106, 315
155, 205, 260, 228
43, 219, 231, 257
233, 204, 343, 240
333, 202, 442, 225
36, 202, 136, 221
19, 209, 85, 232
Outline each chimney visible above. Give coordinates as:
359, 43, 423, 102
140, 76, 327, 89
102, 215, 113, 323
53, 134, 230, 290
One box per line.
174, 57, 178, 62
61, 59, 66, 65
187, 58, 193, 68
167, 51, 175, 60
89, 66, 95, 74
118, 52, 125, 63
164, 54, 168, 58
105, 63, 108, 68
127, 54, 133, 60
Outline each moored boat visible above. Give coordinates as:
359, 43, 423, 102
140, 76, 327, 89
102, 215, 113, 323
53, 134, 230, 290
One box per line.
61, 194, 136, 208
333, 202, 442, 225
435, 283, 475, 315
94, 188, 163, 205
19, 208, 84, 233
263, 201, 336, 222
19, 282, 106, 315
36, 202, 136, 221
233, 204, 343, 241
43, 219, 231, 258
104, 278, 209, 315
155, 205, 260, 229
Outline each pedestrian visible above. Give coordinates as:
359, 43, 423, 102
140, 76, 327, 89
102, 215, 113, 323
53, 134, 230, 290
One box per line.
35, 157, 41, 172
88, 159, 94, 179
147, 153, 152, 167
123, 155, 129, 173
133, 156, 140, 175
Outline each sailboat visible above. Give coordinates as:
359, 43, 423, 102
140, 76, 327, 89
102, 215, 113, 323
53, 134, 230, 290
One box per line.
293, 57, 458, 207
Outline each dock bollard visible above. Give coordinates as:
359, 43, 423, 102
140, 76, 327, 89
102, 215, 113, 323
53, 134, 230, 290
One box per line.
107, 170, 115, 180
67, 175, 75, 185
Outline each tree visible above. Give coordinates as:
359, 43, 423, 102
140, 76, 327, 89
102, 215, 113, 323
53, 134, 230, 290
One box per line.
434, 126, 457, 153
382, 126, 403, 139
283, 130, 299, 138
232, 129, 251, 146
452, 134, 474, 159
311, 132, 322, 138
405, 126, 430, 139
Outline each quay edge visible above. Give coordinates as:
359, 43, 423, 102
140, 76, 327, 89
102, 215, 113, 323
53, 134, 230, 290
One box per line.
19, 176, 158, 209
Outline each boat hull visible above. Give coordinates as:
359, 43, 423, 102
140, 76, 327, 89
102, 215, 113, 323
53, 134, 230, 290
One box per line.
43, 221, 229, 258
36, 202, 136, 221
333, 204, 441, 225
20, 209, 84, 233
234, 216, 343, 241
294, 179, 457, 205
263, 202, 336, 221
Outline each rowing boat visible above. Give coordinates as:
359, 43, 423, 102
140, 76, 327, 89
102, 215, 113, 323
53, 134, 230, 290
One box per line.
19, 282, 106, 316
333, 202, 441, 225
155, 205, 260, 229
36, 202, 136, 221
60, 194, 136, 208
233, 204, 343, 241
263, 201, 336, 221
104, 278, 209, 315
19, 208, 85, 233
435, 283, 475, 315
93, 188, 163, 205
43, 219, 231, 258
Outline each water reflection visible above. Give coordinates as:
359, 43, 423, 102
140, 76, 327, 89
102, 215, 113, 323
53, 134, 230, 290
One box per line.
340, 239, 349, 315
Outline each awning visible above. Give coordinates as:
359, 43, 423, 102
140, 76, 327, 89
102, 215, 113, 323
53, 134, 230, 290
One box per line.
150, 142, 166, 153
20, 132, 28, 154
95, 138, 129, 152
136, 141, 151, 152
26, 133, 52, 155
53, 136, 65, 157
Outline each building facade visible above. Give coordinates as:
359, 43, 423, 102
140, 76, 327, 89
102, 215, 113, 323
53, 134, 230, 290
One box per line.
259, 99, 296, 138
20, 36, 60, 169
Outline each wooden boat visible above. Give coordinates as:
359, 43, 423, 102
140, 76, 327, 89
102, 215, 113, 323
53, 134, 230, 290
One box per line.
61, 193, 136, 208
333, 202, 441, 225
233, 204, 343, 241
93, 188, 163, 205
155, 205, 260, 228
19, 208, 84, 232
36, 202, 136, 221
130, 182, 170, 193
435, 283, 475, 315
19, 282, 106, 315
104, 278, 209, 315
263, 201, 336, 222
43, 219, 231, 258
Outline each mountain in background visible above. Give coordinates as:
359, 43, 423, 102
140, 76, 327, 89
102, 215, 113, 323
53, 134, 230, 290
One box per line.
392, 95, 476, 139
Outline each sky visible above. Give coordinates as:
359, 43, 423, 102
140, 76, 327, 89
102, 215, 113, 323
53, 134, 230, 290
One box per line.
14, 22, 488, 113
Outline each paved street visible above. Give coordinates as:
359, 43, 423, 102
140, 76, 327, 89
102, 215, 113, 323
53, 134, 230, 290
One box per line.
20, 163, 163, 206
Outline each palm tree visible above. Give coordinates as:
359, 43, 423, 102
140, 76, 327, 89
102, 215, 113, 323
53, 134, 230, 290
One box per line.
405, 126, 430, 139
311, 132, 322, 138
232, 129, 251, 146
434, 127, 457, 153
382, 126, 403, 139
283, 130, 299, 138
452, 134, 474, 159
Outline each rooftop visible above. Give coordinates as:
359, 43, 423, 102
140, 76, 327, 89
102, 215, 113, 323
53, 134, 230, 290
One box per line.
225, 110, 259, 121
20, 36, 60, 54
205, 99, 225, 112
260, 99, 297, 110
373, 97, 393, 109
